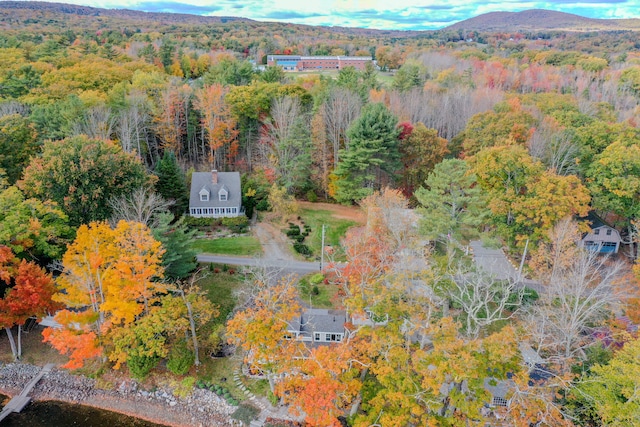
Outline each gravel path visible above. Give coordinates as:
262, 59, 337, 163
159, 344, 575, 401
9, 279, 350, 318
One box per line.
253, 222, 296, 261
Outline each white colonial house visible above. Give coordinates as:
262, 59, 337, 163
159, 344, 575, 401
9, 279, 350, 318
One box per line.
189, 170, 242, 218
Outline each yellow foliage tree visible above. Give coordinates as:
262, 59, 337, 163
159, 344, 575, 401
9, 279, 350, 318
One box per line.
227, 275, 303, 393
267, 184, 299, 224
43, 220, 165, 369
194, 83, 239, 170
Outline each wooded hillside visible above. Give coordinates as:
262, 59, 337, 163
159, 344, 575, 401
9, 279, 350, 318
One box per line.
1, 3, 640, 426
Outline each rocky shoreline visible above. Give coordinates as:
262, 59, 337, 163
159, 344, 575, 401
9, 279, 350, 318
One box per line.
0, 363, 236, 427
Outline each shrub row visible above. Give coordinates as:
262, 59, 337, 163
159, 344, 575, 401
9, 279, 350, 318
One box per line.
195, 380, 240, 406
293, 242, 312, 256
184, 216, 249, 233
222, 216, 249, 233
184, 217, 221, 228
285, 223, 312, 256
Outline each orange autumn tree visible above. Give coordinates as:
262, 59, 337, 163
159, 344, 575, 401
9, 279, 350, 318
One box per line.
194, 83, 239, 170
278, 343, 360, 427
154, 83, 191, 154
0, 245, 61, 361
43, 220, 165, 369
334, 188, 422, 316
321, 189, 545, 426
226, 274, 304, 394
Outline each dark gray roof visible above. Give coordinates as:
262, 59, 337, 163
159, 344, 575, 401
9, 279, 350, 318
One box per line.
288, 309, 347, 335
484, 377, 510, 399
584, 211, 607, 229
189, 171, 241, 208
581, 211, 621, 244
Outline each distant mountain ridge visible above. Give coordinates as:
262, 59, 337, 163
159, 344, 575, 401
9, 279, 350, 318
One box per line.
0, 2, 638, 33
0, 1, 251, 24
0, 1, 420, 36
445, 9, 640, 32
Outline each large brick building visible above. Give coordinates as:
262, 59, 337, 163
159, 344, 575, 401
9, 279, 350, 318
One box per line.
266, 55, 372, 71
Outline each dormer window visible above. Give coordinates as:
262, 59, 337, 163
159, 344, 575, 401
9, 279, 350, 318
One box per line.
219, 188, 228, 201
199, 188, 210, 202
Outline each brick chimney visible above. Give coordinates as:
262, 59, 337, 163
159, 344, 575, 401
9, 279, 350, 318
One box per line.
212, 169, 218, 184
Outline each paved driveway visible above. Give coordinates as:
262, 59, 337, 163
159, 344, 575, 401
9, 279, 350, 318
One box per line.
468, 240, 544, 292
469, 240, 519, 281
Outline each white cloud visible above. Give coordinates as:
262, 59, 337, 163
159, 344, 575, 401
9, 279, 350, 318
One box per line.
22, 0, 640, 30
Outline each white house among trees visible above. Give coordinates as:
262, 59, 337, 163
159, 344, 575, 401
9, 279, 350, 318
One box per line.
581, 212, 621, 254
188, 170, 242, 218
286, 309, 347, 344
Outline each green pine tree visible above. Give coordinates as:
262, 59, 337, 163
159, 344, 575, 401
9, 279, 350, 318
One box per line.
155, 151, 189, 217
333, 103, 400, 204
153, 212, 197, 281
414, 159, 487, 241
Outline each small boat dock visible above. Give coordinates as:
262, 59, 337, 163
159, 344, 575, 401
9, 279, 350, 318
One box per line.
0, 363, 55, 422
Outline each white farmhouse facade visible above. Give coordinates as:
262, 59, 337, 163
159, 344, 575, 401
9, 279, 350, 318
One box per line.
188, 170, 242, 218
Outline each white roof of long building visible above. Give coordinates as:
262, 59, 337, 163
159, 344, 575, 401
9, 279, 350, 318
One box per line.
268, 55, 372, 61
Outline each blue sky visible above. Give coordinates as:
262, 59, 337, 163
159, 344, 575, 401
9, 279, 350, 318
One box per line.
32, 0, 640, 30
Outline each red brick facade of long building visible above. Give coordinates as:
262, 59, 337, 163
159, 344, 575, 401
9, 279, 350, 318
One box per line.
266, 55, 372, 71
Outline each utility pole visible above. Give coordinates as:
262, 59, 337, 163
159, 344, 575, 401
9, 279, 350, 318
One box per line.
518, 238, 529, 282
320, 224, 326, 271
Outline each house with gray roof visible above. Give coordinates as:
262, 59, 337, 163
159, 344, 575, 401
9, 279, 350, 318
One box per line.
286, 309, 347, 344
188, 170, 242, 218
581, 212, 621, 254
483, 342, 548, 410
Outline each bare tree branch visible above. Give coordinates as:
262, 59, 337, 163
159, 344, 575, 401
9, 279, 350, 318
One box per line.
108, 187, 174, 227
524, 247, 623, 366
322, 87, 362, 166
446, 268, 523, 338
73, 105, 114, 141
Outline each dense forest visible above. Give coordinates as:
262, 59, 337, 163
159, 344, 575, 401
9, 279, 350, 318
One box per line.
1, 2, 640, 426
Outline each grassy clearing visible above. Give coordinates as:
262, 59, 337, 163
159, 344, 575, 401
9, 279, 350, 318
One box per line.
242, 377, 270, 398
197, 354, 243, 398
196, 264, 247, 325
292, 69, 340, 79
300, 208, 358, 257
0, 325, 69, 366
377, 72, 395, 86
193, 265, 248, 400
191, 236, 262, 256
298, 274, 341, 309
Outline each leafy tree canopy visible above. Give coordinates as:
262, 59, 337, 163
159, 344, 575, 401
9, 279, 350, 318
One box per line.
19, 135, 150, 226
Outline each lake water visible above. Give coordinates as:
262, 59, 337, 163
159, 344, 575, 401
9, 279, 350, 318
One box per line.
0, 395, 169, 427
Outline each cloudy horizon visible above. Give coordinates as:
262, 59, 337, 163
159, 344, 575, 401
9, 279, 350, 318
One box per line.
22, 0, 640, 30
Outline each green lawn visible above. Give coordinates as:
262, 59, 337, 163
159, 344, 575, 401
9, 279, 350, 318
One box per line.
377, 72, 395, 87
191, 236, 262, 256
197, 354, 244, 400
298, 274, 341, 309
191, 267, 249, 401
293, 69, 340, 78
196, 264, 247, 324
300, 208, 358, 257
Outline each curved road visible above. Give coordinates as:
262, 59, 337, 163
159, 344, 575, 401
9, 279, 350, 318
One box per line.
196, 254, 321, 275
